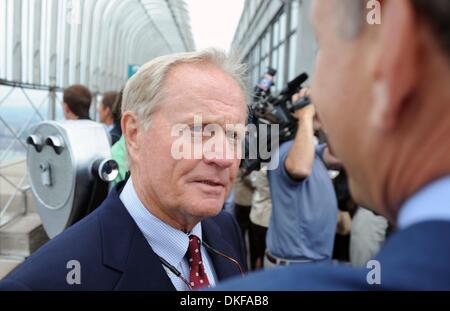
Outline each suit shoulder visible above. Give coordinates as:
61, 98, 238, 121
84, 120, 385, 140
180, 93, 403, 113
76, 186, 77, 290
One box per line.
0, 278, 31, 291
214, 263, 370, 291
211, 210, 235, 224
210, 211, 240, 235
2, 210, 105, 289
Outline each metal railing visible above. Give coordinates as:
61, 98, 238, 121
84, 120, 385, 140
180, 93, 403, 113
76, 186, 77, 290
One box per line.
0, 80, 62, 228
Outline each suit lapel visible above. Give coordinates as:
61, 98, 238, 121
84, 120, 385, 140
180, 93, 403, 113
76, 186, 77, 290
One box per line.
98, 186, 175, 291
202, 217, 242, 281
113, 227, 175, 291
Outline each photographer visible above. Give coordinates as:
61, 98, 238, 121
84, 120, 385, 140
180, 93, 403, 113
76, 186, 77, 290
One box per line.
265, 87, 340, 267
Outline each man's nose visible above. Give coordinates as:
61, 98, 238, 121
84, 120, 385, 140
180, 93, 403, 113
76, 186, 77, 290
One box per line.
202, 135, 238, 169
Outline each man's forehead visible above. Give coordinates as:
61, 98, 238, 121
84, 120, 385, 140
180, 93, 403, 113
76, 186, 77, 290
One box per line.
169, 66, 237, 96
169, 93, 246, 124
167, 62, 232, 86
162, 63, 246, 118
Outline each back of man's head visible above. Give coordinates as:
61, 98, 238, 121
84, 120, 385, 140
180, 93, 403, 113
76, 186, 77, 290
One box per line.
111, 90, 123, 125
99, 91, 119, 124
412, 0, 450, 59
101, 91, 119, 112
337, 0, 450, 59
311, 0, 450, 221
63, 85, 92, 120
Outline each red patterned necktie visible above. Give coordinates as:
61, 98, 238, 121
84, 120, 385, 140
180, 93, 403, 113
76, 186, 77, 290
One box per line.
186, 235, 210, 289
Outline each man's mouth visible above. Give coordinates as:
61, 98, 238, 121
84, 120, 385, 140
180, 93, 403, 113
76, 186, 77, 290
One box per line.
190, 177, 227, 194
194, 180, 225, 188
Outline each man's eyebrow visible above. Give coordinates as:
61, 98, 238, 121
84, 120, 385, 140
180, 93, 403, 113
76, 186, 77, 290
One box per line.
178, 114, 225, 125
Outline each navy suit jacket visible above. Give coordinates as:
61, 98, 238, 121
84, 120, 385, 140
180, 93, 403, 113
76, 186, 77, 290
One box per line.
0, 183, 247, 290
214, 221, 450, 290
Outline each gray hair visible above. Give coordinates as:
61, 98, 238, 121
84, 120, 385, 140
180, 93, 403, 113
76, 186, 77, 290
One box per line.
122, 48, 249, 129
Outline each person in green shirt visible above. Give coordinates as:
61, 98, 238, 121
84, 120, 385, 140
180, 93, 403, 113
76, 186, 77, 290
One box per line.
110, 89, 128, 186
111, 135, 128, 186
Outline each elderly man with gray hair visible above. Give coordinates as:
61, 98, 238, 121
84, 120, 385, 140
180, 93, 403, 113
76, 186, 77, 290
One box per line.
0, 49, 248, 291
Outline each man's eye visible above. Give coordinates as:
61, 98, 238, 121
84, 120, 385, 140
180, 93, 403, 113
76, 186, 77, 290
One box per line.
191, 125, 203, 133
226, 131, 239, 141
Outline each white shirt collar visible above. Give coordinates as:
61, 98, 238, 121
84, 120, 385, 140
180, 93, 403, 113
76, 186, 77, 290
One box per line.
119, 178, 203, 269
398, 175, 450, 229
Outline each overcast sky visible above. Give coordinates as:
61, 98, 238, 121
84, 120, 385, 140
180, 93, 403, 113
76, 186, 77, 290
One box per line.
186, 0, 245, 52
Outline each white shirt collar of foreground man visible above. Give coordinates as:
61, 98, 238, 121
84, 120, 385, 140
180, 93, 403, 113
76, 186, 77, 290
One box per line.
398, 175, 450, 229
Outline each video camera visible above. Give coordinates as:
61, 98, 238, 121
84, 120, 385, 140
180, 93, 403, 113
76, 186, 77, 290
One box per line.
241, 67, 311, 174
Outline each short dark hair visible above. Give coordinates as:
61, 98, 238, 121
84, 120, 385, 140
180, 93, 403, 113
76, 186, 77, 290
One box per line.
412, 0, 450, 59
342, 0, 450, 59
63, 85, 92, 119
111, 90, 123, 125
101, 91, 120, 111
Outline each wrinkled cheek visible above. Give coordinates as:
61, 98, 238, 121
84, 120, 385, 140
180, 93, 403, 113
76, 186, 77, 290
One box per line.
230, 163, 240, 182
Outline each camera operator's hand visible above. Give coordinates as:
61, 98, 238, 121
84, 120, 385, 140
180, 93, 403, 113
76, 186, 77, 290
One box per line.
285, 86, 315, 181
292, 87, 314, 121
292, 86, 311, 101
293, 103, 315, 121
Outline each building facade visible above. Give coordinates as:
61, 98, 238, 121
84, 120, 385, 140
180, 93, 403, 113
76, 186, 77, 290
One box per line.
231, 0, 317, 92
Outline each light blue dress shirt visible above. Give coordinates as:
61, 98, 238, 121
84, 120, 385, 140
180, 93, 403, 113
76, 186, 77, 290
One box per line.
119, 179, 217, 291
266, 141, 338, 260
398, 175, 450, 229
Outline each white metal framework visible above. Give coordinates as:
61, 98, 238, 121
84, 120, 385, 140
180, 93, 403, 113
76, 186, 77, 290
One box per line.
0, 0, 195, 228
0, 0, 195, 92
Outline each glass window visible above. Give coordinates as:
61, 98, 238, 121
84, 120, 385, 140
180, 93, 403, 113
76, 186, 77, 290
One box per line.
280, 11, 287, 42
261, 56, 269, 75
277, 43, 285, 90
0, 0, 7, 79
262, 32, 269, 57
259, 39, 264, 60
253, 66, 259, 86
249, 0, 254, 19
256, 43, 261, 63
291, 0, 299, 32
271, 48, 278, 70
260, 35, 266, 58
288, 33, 298, 80
273, 19, 280, 46
253, 46, 259, 66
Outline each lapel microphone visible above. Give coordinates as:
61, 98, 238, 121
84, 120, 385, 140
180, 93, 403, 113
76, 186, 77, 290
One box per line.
201, 241, 245, 276
159, 256, 193, 290
158, 240, 245, 291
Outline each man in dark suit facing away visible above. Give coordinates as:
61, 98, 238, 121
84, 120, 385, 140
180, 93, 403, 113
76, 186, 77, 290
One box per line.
214, 0, 450, 290
0, 49, 248, 290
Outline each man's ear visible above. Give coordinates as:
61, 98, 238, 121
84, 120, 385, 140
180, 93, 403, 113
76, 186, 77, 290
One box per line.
371, 0, 419, 130
122, 112, 140, 160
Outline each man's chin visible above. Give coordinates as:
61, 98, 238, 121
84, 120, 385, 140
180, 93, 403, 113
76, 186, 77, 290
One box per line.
188, 199, 224, 218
